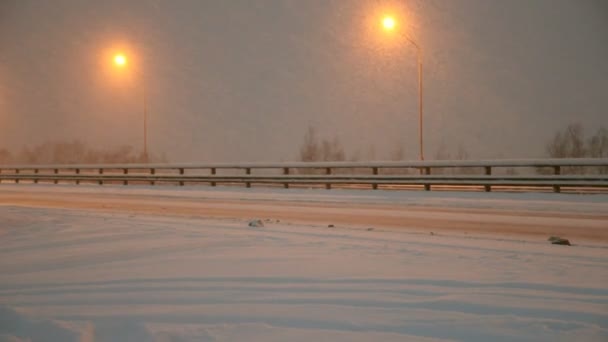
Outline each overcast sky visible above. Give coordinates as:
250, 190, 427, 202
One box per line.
1, 0, 607, 162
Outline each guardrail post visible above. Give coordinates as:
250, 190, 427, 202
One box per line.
75, 169, 80, 185
424, 167, 431, 191
98, 168, 103, 185
54, 169, 58, 184
283, 168, 289, 189
150, 168, 155, 185
246, 168, 251, 188
553, 166, 561, 193
211, 168, 216, 187
372, 167, 379, 190
325, 168, 332, 190
484, 166, 492, 192
15, 169, 19, 184
179, 168, 184, 186
123, 169, 128, 185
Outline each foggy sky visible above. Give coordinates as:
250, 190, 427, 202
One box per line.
1, 0, 607, 162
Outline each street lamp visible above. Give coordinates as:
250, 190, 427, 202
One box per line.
113, 53, 148, 162
114, 54, 127, 66
382, 16, 424, 161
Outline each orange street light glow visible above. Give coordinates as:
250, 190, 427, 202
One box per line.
382, 16, 396, 31
114, 54, 127, 66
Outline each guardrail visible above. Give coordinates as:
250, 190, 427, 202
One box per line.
1, 158, 607, 193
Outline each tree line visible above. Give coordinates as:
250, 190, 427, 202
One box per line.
545, 123, 607, 159
296, 123, 607, 174
1, 123, 605, 169
0, 140, 164, 164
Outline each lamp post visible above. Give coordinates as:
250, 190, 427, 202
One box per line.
382, 16, 424, 161
113, 53, 148, 162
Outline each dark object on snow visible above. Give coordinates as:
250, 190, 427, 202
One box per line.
328, 224, 334, 228
248, 219, 264, 228
552, 238, 571, 246
548, 236, 571, 246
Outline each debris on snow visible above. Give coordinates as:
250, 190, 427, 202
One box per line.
248, 219, 264, 228
548, 236, 571, 246
553, 239, 571, 246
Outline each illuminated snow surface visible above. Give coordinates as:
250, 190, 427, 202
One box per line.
1, 185, 607, 341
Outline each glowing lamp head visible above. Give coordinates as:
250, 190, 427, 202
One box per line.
382, 16, 396, 31
114, 54, 127, 66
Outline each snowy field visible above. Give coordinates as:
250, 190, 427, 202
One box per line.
1, 184, 607, 341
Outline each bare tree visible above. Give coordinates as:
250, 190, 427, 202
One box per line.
542, 123, 608, 174
298, 126, 346, 163
432, 141, 450, 175
543, 123, 585, 174
297, 125, 346, 174
587, 127, 608, 174
546, 123, 586, 158
432, 142, 473, 174
320, 137, 345, 162
453, 144, 477, 174
298, 126, 320, 162
543, 123, 608, 174
587, 127, 608, 158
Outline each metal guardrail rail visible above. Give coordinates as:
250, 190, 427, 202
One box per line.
1, 158, 607, 193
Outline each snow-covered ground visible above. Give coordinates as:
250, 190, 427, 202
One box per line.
1, 184, 607, 341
